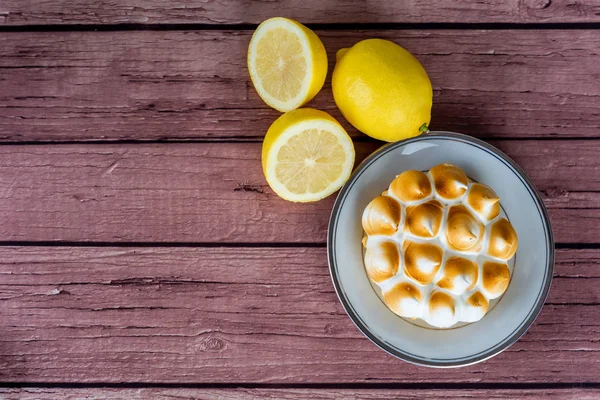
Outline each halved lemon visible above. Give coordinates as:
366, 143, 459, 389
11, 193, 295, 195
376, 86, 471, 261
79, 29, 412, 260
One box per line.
262, 108, 355, 202
248, 17, 327, 112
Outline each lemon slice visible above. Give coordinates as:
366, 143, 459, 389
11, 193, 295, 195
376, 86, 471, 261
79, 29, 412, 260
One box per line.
262, 108, 355, 202
248, 17, 327, 112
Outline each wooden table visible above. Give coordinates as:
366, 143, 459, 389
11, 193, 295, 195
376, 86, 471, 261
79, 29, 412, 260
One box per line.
1, 1, 599, 398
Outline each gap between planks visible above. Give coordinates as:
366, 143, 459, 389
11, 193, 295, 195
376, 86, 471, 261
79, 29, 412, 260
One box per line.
1, 136, 600, 146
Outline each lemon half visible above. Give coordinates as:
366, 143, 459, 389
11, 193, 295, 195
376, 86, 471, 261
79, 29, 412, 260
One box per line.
262, 108, 355, 202
248, 17, 327, 112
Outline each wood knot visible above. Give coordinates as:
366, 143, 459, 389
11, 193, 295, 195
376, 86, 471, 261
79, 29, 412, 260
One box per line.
49, 288, 70, 296
324, 324, 335, 335
234, 183, 264, 193
542, 187, 568, 199
199, 336, 226, 352
522, 0, 552, 10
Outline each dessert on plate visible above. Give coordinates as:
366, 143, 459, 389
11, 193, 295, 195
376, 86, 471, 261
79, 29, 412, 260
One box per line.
361, 163, 518, 328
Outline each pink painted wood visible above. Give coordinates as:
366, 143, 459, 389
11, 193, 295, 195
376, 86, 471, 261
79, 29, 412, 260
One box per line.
1, 0, 599, 394
1, 30, 599, 141
0, 141, 597, 244
1, 0, 600, 25
0, 247, 598, 383
1, 388, 599, 399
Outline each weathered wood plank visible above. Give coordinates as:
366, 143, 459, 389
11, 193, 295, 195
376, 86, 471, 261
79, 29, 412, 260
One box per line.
1, 30, 600, 141
1, 248, 596, 303
2, 0, 600, 25
1, 388, 599, 400
0, 141, 597, 244
0, 247, 598, 383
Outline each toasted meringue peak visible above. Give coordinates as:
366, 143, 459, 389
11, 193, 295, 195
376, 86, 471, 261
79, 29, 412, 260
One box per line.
389, 170, 432, 203
405, 200, 443, 238
487, 218, 519, 260
463, 291, 489, 322
384, 282, 422, 318
364, 241, 400, 283
467, 183, 500, 221
445, 205, 485, 252
436, 256, 478, 295
428, 291, 456, 328
482, 261, 510, 298
403, 241, 443, 284
430, 163, 468, 200
362, 195, 402, 236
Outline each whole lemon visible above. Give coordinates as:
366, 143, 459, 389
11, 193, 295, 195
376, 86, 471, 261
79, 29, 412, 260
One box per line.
332, 39, 433, 142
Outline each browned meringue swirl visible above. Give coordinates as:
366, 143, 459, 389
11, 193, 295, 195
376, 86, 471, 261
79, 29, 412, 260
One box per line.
403, 240, 443, 284
389, 170, 432, 202
436, 256, 478, 294
482, 261, 511, 298
364, 241, 400, 283
362, 195, 402, 236
487, 218, 519, 260
428, 291, 455, 321
465, 291, 489, 319
467, 183, 500, 221
445, 205, 485, 252
383, 282, 422, 317
405, 200, 443, 238
430, 163, 469, 200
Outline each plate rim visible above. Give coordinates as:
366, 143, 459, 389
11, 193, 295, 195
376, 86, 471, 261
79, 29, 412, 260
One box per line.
327, 131, 555, 368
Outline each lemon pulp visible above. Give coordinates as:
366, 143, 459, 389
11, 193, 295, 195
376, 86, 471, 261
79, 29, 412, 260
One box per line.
262, 108, 355, 202
248, 17, 327, 112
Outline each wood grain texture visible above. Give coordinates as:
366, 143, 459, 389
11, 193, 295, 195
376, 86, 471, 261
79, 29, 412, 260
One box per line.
2, 30, 600, 141
0, 247, 598, 383
1, 0, 600, 25
0, 141, 597, 244
1, 388, 599, 400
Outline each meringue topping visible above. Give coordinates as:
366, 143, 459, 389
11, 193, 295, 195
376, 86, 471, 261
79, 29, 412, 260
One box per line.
467, 183, 500, 221
428, 291, 456, 328
362, 195, 402, 236
436, 256, 478, 295
482, 261, 510, 298
463, 291, 489, 322
445, 205, 485, 252
405, 200, 443, 238
487, 218, 519, 260
362, 163, 518, 328
389, 170, 432, 202
403, 240, 443, 284
430, 163, 468, 200
383, 282, 423, 318
364, 241, 400, 283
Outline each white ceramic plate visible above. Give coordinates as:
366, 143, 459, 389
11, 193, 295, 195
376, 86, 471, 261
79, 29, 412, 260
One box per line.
327, 131, 554, 367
